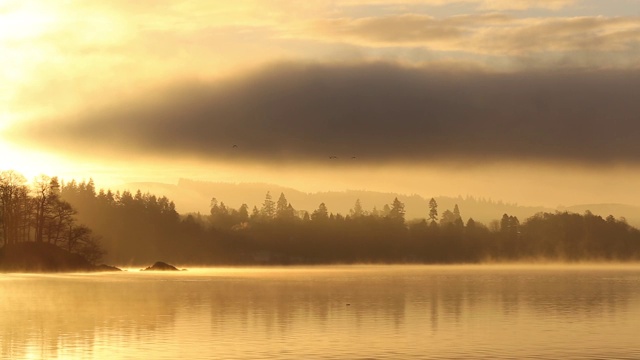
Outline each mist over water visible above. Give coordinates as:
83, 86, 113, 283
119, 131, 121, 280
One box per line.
1, 265, 640, 359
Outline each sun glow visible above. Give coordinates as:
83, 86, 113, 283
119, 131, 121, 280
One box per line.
1, 139, 62, 181
0, 3, 58, 42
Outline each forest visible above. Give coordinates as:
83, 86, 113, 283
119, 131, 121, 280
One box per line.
2, 169, 640, 266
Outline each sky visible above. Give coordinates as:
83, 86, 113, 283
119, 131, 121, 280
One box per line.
1, 0, 640, 207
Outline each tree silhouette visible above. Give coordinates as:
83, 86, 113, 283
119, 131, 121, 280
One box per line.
46, 199, 76, 246
33, 175, 60, 243
0, 171, 29, 245
389, 197, 406, 224
276, 192, 295, 219
251, 205, 260, 220
382, 204, 391, 217
311, 203, 329, 221
500, 214, 520, 235
350, 199, 364, 218
238, 204, 249, 223
428, 198, 438, 223
261, 191, 275, 219
440, 204, 463, 229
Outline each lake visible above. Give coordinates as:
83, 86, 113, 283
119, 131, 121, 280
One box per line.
1, 265, 640, 359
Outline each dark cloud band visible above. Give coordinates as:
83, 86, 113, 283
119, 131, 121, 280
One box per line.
16, 62, 640, 165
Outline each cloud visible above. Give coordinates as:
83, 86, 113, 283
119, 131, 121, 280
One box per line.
308, 14, 640, 59
72, 0, 580, 17
12, 61, 640, 166
320, 0, 578, 11
1, 0, 630, 126
475, 0, 576, 10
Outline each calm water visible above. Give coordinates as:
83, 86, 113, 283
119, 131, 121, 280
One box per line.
1, 265, 640, 359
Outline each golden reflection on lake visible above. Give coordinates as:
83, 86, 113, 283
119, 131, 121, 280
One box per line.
1, 265, 640, 359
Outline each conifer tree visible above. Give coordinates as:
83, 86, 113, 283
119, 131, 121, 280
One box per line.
389, 197, 406, 223
276, 192, 289, 218
428, 198, 438, 223
350, 199, 364, 218
311, 203, 329, 221
261, 191, 275, 218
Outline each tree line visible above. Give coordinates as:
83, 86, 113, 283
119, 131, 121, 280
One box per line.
201, 191, 640, 263
65, 183, 640, 264
3, 170, 640, 265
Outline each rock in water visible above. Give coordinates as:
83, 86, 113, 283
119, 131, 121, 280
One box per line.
96, 264, 122, 272
142, 261, 180, 271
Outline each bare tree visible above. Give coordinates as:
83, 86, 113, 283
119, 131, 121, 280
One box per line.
0, 171, 29, 245
32, 175, 60, 243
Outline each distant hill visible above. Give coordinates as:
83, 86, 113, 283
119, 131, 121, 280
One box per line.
114, 179, 640, 227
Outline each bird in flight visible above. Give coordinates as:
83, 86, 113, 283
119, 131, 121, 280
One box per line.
329, 156, 338, 159
232, 145, 238, 148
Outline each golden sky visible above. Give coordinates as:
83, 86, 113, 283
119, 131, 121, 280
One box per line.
2, 0, 640, 207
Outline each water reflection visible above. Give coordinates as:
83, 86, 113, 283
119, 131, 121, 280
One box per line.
1, 266, 640, 359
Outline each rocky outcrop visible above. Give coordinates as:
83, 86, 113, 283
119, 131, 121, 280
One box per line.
142, 261, 180, 271
95, 264, 122, 272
